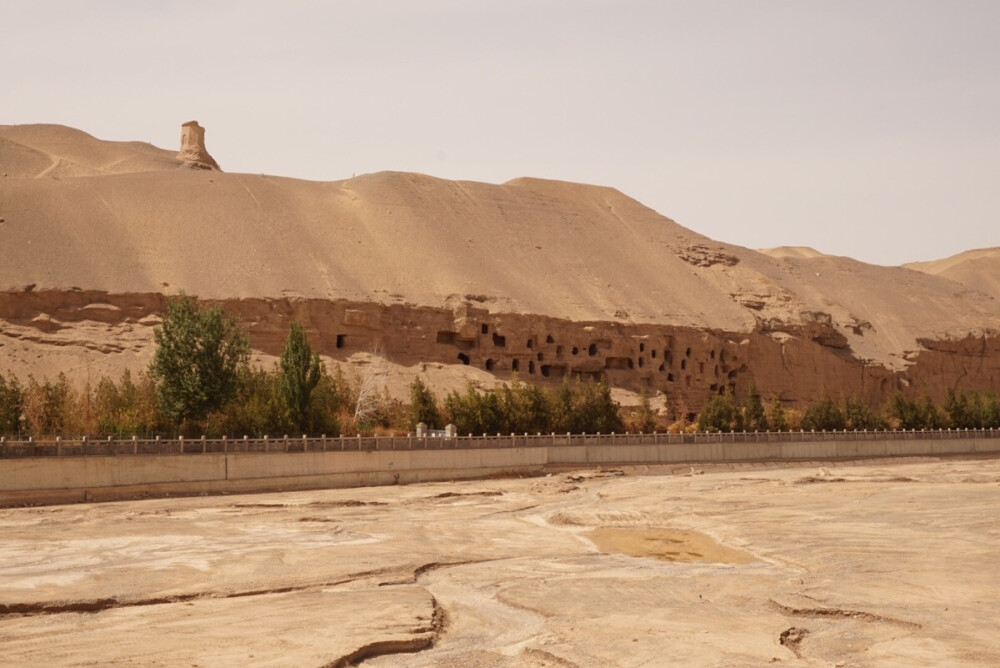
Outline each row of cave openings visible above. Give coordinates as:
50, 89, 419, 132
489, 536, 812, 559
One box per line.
436, 323, 746, 391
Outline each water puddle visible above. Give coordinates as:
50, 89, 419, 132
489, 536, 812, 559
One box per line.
585, 527, 756, 564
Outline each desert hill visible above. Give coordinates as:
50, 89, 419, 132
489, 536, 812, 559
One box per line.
904, 248, 1000, 302
757, 246, 827, 260
1, 124, 998, 412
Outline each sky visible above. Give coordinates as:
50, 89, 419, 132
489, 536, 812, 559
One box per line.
5, 0, 998, 266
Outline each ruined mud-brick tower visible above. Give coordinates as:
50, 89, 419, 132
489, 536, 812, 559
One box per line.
177, 120, 221, 170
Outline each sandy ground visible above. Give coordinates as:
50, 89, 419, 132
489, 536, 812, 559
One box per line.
1, 457, 999, 666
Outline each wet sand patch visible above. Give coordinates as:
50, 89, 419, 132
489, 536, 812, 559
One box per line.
586, 527, 757, 564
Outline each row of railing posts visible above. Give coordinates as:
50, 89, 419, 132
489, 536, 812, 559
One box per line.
0, 427, 998, 458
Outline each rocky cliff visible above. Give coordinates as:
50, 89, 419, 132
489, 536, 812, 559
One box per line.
1, 123, 997, 412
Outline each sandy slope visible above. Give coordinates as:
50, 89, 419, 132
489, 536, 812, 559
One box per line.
1, 124, 998, 371
905, 247, 1000, 301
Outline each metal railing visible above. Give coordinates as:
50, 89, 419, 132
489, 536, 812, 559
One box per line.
1, 428, 998, 459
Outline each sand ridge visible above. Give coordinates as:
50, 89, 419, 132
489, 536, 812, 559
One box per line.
904, 247, 1000, 301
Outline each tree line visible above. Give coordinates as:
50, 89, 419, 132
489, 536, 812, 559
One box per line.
0, 295, 997, 437
696, 385, 1000, 433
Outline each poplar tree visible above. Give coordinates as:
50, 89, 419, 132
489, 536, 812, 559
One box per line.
409, 376, 440, 429
279, 322, 321, 431
149, 294, 249, 425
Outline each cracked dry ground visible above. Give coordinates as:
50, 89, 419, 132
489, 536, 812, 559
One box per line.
2, 458, 1000, 666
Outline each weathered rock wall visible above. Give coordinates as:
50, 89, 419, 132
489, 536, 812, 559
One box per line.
176, 121, 220, 170
2, 290, 998, 417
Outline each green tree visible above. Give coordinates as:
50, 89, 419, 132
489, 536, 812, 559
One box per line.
409, 376, 440, 429
742, 383, 769, 432
800, 392, 846, 431
306, 367, 344, 435
887, 393, 942, 430
149, 294, 250, 425
499, 375, 550, 433
885, 393, 919, 430
279, 322, 322, 431
698, 386, 739, 432
22, 373, 75, 436
983, 392, 1000, 429
916, 395, 944, 429
572, 379, 623, 434
628, 389, 658, 433
547, 377, 577, 433
766, 396, 789, 431
93, 370, 161, 436
843, 394, 886, 430
0, 371, 24, 435
219, 366, 285, 436
444, 383, 501, 435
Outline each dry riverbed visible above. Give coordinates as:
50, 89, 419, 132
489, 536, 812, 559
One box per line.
1, 457, 999, 666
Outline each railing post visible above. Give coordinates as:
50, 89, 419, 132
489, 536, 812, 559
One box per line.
56, 435, 62, 456
222, 435, 227, 453
201, 435, 207, 454
303, 434, 308, 452
178, 434, 184, 454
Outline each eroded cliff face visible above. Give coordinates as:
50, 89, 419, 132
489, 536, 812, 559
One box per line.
2, 126, 998, 413
2, 290, 997, 417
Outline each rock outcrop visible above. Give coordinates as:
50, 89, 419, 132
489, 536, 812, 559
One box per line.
176, 121, 220, 170
2, 290, 998, 419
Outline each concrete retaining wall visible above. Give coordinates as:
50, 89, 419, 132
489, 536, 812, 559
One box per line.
2, 435, 998, 506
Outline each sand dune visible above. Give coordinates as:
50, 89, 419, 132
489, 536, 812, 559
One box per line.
757, 245, 827, 260
1, 124, 998, 375
905, 248, 1000, 301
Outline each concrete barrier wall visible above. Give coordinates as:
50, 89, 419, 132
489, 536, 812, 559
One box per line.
2, 436, 998, 506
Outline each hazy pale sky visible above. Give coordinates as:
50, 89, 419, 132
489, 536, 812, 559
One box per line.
5, 1, 998, 265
